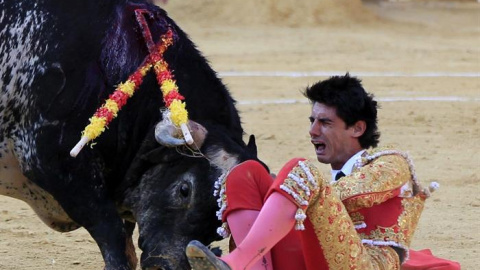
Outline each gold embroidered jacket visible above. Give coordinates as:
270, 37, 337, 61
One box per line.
333, 147, 429, 258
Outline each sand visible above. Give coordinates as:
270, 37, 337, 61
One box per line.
0, 1, 478, 269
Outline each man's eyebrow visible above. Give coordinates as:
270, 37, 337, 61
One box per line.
318, 117, 333, 123
309, 117, 333, 123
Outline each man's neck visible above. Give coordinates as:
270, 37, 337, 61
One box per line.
330, 149, 366, 182
331, 146, 364, 170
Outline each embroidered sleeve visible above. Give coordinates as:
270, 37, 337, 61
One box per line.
280, 160, 321, 206
278, 159, 325, 230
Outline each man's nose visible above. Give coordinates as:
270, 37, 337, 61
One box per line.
309, 121, 321, 137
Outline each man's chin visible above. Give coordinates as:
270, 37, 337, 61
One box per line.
316, 155, 331, 165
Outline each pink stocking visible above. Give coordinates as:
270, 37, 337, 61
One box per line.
227, 210, 272, 270
222, 192, 297, 270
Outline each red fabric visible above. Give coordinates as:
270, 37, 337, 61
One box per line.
267, 158, 330, 270
223, 160, 273, 221
224, 159, 306, 270
355, 195, 407, 251
355, 195, 403, 233
402, 249, 461, 270
271, 229, 306, 270
295, 218, 329, 270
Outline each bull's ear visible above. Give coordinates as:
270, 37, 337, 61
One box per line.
246, 134, 258, 157
141, 147, 181, 164
32, 63, 68, 119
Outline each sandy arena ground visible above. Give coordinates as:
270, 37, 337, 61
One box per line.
0, 1, 478, 269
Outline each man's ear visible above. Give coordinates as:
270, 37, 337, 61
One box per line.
352, 120, 366, 138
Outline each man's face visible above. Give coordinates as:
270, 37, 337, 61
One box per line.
309, 102, 361, 170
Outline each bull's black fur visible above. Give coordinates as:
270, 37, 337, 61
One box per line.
0, 0, 260, 269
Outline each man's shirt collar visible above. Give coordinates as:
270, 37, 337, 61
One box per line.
331, 150, 366, 182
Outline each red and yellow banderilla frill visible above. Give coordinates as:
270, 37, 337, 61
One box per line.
70, 28, 192, 157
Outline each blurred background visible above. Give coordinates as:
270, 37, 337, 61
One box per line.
1, 0, 478, 269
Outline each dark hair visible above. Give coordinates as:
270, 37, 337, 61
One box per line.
303, 73, 380, 148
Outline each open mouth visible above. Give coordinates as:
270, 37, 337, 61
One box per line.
313, 142, 326, 153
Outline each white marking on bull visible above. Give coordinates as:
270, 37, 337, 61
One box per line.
206, 149, 240, 174
0, 2, 74, 231
0, 2, 52, 171
0, 142, 77, 232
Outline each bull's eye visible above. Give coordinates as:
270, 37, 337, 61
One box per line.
179, 182, 190, 197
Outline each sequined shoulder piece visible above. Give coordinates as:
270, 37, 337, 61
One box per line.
279, 159, 325, 230
335, 147, 415, 206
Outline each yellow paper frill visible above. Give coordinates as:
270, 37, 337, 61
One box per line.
83, 116, 107, 140
104, 99, 120, 117
169, 99, 188, 126
161, 79, 177, 96
119, 80, 136, 97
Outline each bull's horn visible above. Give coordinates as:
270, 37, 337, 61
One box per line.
155, 120, 207, 149
155, 121, 185, 147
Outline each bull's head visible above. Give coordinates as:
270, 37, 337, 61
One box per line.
120, 119, 262, 270
100, 3, 263, 268
121, 135, 222, 270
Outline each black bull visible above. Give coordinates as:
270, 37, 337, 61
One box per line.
0, 0, 262, 269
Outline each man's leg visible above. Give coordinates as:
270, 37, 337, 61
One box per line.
187, 192, 297, 270
228, 210, 273, 270
187, 159, 304, 270
225, 160, 305, 270
223, 192, 297, 270
222, 160, 276, 270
